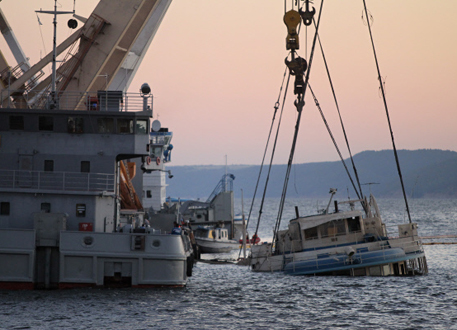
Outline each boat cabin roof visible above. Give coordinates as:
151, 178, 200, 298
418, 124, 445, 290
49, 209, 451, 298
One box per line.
291, 210, 364, 231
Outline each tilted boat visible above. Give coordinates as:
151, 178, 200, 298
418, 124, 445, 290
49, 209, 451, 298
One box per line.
251, 191, 427, 275
0, 0, 194, 289
249, 0, 428, 276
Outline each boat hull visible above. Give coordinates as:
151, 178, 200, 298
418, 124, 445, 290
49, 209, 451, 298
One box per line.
251, 238, 428, 276
283, 248, 426, 276
195, 238, 239, 254
0, 229, 190, 289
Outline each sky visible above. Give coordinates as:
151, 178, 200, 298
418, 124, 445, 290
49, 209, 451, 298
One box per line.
1, 0, 456, 166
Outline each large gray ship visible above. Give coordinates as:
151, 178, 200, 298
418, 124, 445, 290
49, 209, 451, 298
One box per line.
0, 0, 194, 289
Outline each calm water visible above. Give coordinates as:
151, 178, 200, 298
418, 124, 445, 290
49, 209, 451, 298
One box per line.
1, 198, 457, 330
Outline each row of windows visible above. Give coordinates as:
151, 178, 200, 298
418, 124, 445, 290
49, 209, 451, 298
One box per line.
8, 116, 148, 135
304, 217, 361, 240
43, 160, 90, 173
0, 202, 86, 217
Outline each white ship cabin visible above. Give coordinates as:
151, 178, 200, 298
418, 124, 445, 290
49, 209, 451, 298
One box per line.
275, 207, 387, 255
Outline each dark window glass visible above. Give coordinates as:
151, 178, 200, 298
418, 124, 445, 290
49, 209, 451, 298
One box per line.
348, 217, 361, 233
41, 203, 51, 213
304, 227, 318, 240
44, 160, 54, 172
76, 204, 86, 217
147, 190, 152, 198
67, 117, 84, 133
81, 161, 90, 173
9, 116, 24, 130
117, 119, 133, 134
39, 116, 54, 131
0, 202, 10, 215
97, 118, 114, 133
136, 120, 148, 134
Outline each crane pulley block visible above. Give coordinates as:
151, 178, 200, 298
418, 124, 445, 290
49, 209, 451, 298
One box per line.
285, 56, 307, 95
284, 10, 301, 50
299, 0, 316, 26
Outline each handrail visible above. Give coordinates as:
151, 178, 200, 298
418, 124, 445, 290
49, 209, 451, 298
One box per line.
0, 89, 151, 112
0, 169, 115, 193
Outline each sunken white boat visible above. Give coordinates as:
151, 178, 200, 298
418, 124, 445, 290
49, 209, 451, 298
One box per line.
251, 192, 427, 275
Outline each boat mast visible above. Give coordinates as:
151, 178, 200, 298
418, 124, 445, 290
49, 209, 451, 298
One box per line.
36, 0, 74, 106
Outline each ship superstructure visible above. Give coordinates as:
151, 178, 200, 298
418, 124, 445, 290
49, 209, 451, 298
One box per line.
0, 0, 193, 289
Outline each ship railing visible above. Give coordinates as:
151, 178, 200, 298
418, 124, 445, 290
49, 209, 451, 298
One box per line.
0, 89, 152, 112
0, 170, 115, 193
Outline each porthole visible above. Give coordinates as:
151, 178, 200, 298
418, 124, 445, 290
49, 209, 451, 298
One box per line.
152, 239, 161, 248
82, 236, 94, 247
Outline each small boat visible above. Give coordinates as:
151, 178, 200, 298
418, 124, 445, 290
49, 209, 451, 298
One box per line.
194, 226, 239, 254
251, 192, 428, 276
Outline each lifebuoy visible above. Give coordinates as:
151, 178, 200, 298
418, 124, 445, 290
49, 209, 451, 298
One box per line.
146, 156, 151, 165
156, 157, 161, 165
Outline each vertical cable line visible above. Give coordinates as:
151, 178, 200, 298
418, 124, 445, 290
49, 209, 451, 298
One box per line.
252, 73, 291, 239
308, 83, 362, 202
362, 0, 412, 223
272, 0, 325, 247
237, 67, 290, 259
313, 23, 365, 203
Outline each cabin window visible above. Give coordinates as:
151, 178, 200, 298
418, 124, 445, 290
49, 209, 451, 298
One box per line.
9, 116, 24, 130
146, 190, 152, 198
136, 120, 148, 134
68, 117, 84, 133
0, 202, 10, 215
333, 219, 346, 236
97, 118, 114, 133
81, 161, 90, 173
39, 116, 54, 131
41, 203, 51, 213
304, 227, 318, 240
117, 119, 133, 134
44, 160, 54, 172
76, 204, 86, 217
347, 217, 361, 233
320, 220, 346, 237
319, 222, 331, 238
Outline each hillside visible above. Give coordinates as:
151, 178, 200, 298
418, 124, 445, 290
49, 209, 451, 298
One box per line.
165, 149, 457, 199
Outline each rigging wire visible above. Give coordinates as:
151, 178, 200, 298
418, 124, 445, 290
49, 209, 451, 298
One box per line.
237, 66, 290, 259
313, 19, 365, 203
308, 83, 361, 200
272, 0, 325, 247
252, 73, 292, 240
362, 0, 412, 223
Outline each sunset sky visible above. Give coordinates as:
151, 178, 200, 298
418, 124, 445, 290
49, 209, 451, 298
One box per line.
1, 0, 456, 166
